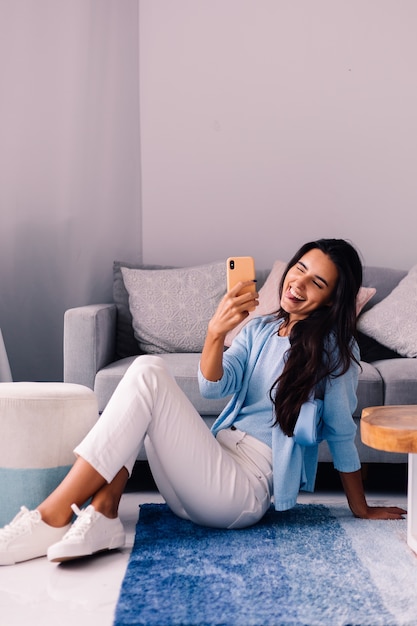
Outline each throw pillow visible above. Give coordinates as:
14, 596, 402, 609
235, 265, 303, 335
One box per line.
357, 264, 417, 358
356, 286, 377, 316
121, 261, 225, 354
225, 261, 376, 347
113, 261, 173, 359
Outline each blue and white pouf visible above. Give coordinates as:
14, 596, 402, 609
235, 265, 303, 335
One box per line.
0, 382, 99, 527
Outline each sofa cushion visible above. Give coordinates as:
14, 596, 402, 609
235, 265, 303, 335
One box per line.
121, 262, 226, 354
113, 262, 174, 359
94, 356, 137, 412
358, 264, 417, 357
94, 353, 230, 416
361, 266, 407, 311
371, 358, 417, 405
113, 262, 271, 359
357, 265, 405, 360
356, 287, 376, 315
113, 261, 386, 358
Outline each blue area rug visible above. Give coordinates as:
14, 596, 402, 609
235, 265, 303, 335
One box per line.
114, 503, 417, 626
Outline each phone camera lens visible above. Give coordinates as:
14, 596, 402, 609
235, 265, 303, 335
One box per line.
230, 260, 235, 270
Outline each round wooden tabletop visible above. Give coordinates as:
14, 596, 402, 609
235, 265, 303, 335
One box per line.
361, 405, 417, 453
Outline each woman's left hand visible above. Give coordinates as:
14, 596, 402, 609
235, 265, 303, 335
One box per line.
339, 469, 407, 519
353, 505, 407, 520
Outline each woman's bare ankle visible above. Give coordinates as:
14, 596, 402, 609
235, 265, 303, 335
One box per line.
37, 505, 73, 528
91, 500, 119, 519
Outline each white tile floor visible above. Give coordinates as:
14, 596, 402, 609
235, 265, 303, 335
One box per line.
0, 488, 407, 626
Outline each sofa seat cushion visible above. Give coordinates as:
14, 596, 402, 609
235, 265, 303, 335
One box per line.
371, 358, 417, 406
94, 351, 382, 428
94, 353, 231, 416
94, 356, 137, 412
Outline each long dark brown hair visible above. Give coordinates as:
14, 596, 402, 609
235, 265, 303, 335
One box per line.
270, 238, 362, 437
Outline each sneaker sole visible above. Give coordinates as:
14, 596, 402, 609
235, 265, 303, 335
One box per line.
47, 533, 126, 563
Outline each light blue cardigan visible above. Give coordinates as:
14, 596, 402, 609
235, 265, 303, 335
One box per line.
198, 316, 361, 511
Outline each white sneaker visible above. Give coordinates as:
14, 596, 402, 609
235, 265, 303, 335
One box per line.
47, 504, 126, 563
0, 506, 71, 566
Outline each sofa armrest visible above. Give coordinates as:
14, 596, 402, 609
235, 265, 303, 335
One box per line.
64, 304, 117, 390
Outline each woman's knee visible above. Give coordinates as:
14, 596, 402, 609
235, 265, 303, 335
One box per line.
132, 354, 166, 369
123, 355, 174, 399
127, 355, 170, 380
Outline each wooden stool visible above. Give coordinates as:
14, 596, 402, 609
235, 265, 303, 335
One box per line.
361, 405, 417, 554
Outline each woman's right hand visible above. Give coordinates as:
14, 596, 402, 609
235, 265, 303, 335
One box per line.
208, 281, 259, 340
200, 282, 259, 382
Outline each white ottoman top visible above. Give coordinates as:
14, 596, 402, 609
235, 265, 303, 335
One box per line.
0, 382, 99, 468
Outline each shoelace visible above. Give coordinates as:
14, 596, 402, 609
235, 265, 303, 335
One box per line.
63, 504, 97, 540
0, 506, 41, 542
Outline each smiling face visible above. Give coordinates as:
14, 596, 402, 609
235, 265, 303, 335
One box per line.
280, 248, 339, 323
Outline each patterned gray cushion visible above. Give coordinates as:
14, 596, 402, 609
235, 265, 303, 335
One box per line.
113, 261, 173, 359
358, 264, 417, 358
121, 262, 225, 353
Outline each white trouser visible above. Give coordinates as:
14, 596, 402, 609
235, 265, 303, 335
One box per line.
75, 356, 273, 529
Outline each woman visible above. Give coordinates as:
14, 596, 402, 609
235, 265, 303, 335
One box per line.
0, 238, 405, 565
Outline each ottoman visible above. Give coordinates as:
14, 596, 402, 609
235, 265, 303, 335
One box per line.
0, 382, 99, 527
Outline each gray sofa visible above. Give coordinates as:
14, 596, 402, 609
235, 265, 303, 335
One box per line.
64, 262, 417, 465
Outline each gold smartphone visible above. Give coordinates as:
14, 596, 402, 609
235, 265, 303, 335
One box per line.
226, 256, 256, 294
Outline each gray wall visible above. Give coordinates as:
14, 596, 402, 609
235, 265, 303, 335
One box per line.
140, 1, 417, 270
1, 1, 416, 382
0, 1, 141, 381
